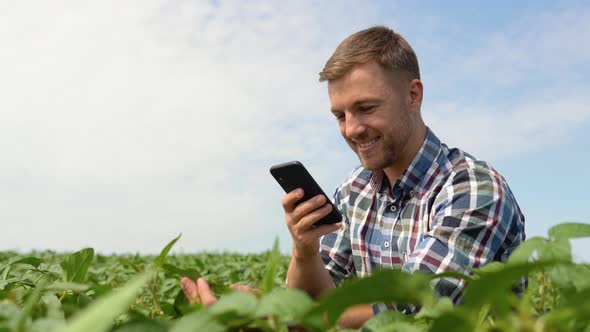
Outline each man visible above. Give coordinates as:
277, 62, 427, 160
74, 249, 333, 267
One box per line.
284, 25, 525, 327
182, 26, 526, 328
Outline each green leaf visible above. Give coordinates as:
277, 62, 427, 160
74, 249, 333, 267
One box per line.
429, 271, 472, 283
90, 284, 113, 299
255, 288, 314, 321
42, 294, 65, 320
414, 297, 454, 320
507, 237, 546, 265
560, 285, 590, 311
0, 256, 44, 272
464, 260, 563, 315
45, 281, 90, 293
567, 264, 590, 290
538, 238, 578, 289
173, 288, 196, 317
315, 269, 433, 326
362, 310, 415, 332
0, 302, 21, 321
170, 310, 225, 332
30, 318, 66, 332
17, 277, 48, 331
473, 261, 505, 275
428, 309, 474, 332
111, 319, 169, 332
55, 269, 153, 332
162, 263, 201, 280
548, 222, 590, 240
365, 320, 424, 332
261, 237, 281, 295
545, 286, 590, 328
208, 291, 258, 323
540, 238, 572, 262
60, 248, 94, 283
154, 234, 182, 267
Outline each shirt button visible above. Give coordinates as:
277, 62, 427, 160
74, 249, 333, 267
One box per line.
384, 241, 390, 248
389, 205, 397, 212
409, 190, 415, 197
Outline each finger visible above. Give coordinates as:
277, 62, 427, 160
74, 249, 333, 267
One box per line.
312, 222, 342, 238
291, 194, 328, 224
230, 284, 262, 295
196, 278, 218, 307
295, 203, 334, 231
230, 284, 253, 292
296, 222, 342, 244
281, 189, 304, 213
180, 277, 199, 304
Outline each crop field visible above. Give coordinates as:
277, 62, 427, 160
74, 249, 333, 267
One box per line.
1, 223, 590, 332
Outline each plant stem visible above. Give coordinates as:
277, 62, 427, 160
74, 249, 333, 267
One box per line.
150, 272, 162, 317
537, 270, 546, 314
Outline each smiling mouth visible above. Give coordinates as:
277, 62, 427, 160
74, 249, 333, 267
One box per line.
356, 137, 379, 151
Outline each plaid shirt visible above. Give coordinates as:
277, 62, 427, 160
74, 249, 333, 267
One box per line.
319, 128, 526, 314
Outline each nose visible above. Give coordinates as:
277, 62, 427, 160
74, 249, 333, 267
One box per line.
344, 113, 366, 139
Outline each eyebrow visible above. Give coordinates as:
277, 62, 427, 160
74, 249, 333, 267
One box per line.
331, 98, 381, 113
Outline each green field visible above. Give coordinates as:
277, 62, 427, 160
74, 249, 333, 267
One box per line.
2, 223, 590, 332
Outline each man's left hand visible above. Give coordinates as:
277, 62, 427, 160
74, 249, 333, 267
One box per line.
180, 277, 259, 307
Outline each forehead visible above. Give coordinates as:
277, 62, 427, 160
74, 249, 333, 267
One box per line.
327, 61, 397, 109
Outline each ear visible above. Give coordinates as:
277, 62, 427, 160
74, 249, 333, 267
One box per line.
407, 79, 423, 111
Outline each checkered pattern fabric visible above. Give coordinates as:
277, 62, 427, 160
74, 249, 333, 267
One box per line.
320, 128, 526, 314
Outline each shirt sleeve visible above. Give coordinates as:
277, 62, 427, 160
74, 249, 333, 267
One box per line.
319, 181, 355, 285
373, 162, 524, 314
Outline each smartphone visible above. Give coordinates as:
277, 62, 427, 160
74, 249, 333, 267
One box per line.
270, 161, 342, 225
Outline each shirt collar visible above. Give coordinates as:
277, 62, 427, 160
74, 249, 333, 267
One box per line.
369, 127, 442, 196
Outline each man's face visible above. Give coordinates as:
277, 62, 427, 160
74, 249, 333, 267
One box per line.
328, 61, 414, 171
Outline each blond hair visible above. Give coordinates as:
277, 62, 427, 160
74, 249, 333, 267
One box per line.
319, 26, 420, 83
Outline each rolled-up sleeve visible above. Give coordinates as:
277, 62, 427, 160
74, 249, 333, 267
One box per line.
320, 183, 355, 285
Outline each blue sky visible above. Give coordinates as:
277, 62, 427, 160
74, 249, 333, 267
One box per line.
1, 1, 589, 260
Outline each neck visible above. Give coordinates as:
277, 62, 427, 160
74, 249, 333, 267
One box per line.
383, 123, 427, 185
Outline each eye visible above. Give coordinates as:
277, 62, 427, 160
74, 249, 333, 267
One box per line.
333, 112, 345, 121
359, 105, 376, 113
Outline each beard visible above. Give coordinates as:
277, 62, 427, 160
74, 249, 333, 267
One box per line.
350, 104, 414, 171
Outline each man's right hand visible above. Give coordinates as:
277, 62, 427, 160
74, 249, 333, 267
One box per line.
282, 189, 342, 259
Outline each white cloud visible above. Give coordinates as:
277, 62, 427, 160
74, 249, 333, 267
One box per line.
422, 7, 590, 161
425, 92, 590, 161
461, 9, 590, 86
0, 1, 381, 253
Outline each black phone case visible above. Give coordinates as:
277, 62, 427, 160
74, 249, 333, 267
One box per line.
270, 161, 342, 225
